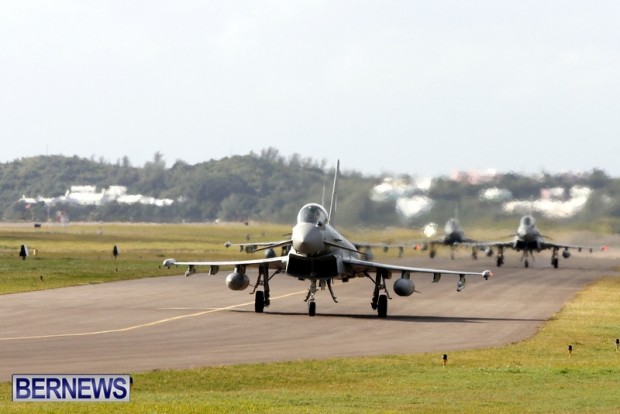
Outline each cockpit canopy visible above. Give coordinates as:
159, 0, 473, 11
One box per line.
297, 203, 329, 225
522, 215, 535, 226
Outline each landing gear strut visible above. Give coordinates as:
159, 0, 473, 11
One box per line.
303, 279, 338, 317
250, 264, 280, 313
369, 269, 391, 318
551, 248, 559, 268
521, 250, 534, 268
496, 246, 504, 267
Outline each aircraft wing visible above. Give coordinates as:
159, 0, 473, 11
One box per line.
343, 257, 492, 278
163, 256, 287, 276
342, 256, 492, 291
352, 242, 424, 257
224, 239, 291, 253
427, 239, 444, 246
456, 240, 513, 249
457, 240, 605, 253
538, 241, 604, 253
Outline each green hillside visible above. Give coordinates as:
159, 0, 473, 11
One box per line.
1, 150, 619, 232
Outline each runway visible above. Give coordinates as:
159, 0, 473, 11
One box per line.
0, 253, 616, 381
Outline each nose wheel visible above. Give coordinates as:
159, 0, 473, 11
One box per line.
521, 250, 534, 268
303, 279, 338, 316
308, 301, 316, 317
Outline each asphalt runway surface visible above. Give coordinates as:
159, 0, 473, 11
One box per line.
1, 252, 617, 381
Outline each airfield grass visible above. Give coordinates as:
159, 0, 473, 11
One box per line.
0, 222, 619, 412
0, 222, 291, 294
0, 222, 423, 294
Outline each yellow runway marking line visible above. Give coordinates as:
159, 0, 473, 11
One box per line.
0, 290, 306, 342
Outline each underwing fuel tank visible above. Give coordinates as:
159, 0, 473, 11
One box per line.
226, 272, 250, 290
393, 277, 415, 297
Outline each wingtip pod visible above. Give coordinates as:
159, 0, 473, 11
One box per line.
482, 270, 493, 280
163, 258, 176, 268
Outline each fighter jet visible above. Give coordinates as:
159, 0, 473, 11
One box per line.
465, 214, 604, 268
427, 208, 482, 260
163, 161, 492, 317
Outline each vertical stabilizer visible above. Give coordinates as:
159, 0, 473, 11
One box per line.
327, 160, 339, 225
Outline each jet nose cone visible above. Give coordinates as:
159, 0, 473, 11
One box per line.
292, 223, 324, 255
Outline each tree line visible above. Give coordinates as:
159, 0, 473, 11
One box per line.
1, 150, 619, 230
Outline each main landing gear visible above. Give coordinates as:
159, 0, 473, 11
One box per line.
368, 269, 391, 318
250, 264, 281, 314
496, 246, 505, 267
551, 248, 559, 268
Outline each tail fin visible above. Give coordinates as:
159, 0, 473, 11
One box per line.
327, 160, 339, 225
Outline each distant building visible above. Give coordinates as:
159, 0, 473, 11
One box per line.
18, 185, 174, 208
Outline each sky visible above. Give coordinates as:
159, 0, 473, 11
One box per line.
1, 1, 619, 177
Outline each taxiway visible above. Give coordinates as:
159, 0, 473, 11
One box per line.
0, 254, 616, 381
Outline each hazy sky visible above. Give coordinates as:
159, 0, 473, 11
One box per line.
1, 1, 619, 177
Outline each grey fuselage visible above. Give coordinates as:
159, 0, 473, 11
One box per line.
287, 203, 360, 279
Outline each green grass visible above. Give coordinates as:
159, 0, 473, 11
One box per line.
0, 222, 618, 412
0, 222, 424, 294
0, 222, 289, 294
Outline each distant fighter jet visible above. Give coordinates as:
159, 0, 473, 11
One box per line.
163, 162, 492, 317
464, 214, 604, 268
427, 208, 483, 260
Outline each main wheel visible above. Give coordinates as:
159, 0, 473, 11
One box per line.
496, 256, 503, 267
308, 301, 316, 317
378, 294, 388, 318
552, 258, 559, 268
254, 291, 265, 313
524, 259, 529, 268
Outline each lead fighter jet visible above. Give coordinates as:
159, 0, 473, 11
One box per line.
164, 161, 492, 317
